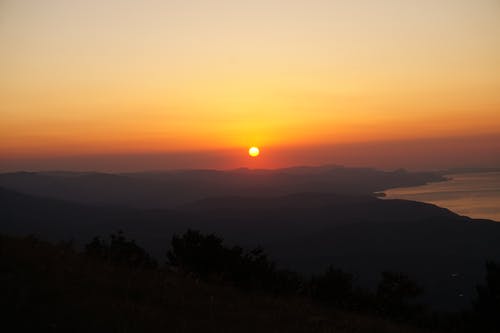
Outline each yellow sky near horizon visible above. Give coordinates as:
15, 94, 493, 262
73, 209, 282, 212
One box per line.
1, 0, 500, 160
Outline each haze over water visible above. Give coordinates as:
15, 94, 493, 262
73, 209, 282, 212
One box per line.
384, 172, 500, 222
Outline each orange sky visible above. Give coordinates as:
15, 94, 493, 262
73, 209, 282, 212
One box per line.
1, 0, 499, 170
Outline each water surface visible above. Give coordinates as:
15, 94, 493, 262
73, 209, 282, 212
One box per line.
384, 172, 500, 222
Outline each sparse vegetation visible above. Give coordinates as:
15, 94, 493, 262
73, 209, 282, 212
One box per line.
1, 233, 433, 333
2, 229, 500, 332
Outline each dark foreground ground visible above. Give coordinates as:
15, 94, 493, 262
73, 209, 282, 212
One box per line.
1, 235, 434, 333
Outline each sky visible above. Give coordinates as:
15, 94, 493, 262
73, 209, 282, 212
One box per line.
1, 0, 499, 171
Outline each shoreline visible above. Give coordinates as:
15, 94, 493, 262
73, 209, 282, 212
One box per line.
381, 171, 500, 222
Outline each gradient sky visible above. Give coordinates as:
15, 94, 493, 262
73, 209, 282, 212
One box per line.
1, 0, 499, 170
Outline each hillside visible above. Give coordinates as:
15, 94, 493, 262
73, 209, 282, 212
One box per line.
1, 234, 436, 333
2, 186, 500, 310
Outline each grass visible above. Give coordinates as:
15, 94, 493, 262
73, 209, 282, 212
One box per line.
1, 234, 436, 332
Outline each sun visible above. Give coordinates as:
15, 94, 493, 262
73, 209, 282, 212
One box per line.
248, 146, 260, 157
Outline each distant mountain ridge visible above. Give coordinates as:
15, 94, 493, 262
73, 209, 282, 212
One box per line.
0, 166, 444, 209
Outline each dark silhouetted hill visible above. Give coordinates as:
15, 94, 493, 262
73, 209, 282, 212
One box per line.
2, 185, 500, 310
2, 234, 440, 333
0, 166, 444, 208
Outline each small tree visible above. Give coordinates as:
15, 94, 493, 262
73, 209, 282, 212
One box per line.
167, 229, 233, 278
166, 230, 296, 293
85, 231, 157, 269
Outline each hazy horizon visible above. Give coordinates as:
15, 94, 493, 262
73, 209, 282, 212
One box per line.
1, 133, 499, 172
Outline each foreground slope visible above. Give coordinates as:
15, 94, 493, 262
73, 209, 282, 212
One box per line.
0, 234, 434, 333
2, 187, 500, 310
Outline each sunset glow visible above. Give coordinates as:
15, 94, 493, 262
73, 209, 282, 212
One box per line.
1, 0, 500, 170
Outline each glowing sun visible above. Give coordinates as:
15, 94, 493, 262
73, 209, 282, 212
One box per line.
248, 146, 260, 157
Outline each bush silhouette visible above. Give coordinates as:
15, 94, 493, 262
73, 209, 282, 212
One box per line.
167, 229, 239, 278
85, 230, 157, 269
167, 229, 301, 293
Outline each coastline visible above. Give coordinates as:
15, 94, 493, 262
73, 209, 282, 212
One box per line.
382, 171, 500, 222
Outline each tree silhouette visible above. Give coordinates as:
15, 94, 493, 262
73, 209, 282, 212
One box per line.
166, 229, 301, 293
167, 229, 238, 278
85, 230, 157, 269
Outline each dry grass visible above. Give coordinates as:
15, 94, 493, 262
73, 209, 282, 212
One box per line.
1, 235, 434, 332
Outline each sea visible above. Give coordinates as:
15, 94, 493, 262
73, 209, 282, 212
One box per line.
384, 172, 500, 222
